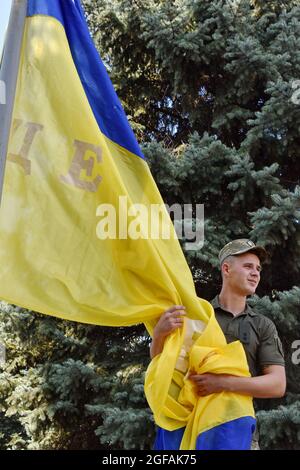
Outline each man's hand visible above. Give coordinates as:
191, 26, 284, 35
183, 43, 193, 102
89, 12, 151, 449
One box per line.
189, 373, 227, 396
153, 305, 186, 339
150, 305, 186, 359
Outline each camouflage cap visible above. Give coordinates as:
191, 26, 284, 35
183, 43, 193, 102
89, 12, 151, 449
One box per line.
218, 239, 268, 266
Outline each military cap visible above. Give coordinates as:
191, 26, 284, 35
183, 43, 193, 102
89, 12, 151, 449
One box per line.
219, 239, 268, 265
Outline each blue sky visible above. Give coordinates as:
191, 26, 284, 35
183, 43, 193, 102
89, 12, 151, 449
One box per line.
0, 0, 12, 55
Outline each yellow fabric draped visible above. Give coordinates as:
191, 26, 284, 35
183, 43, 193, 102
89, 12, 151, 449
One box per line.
0, 11, 255, 448
145, 307, 255, 450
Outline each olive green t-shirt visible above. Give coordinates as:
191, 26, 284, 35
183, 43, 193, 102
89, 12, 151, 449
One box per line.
211, 296, 285, 377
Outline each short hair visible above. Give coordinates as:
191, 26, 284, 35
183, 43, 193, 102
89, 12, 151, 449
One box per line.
220, 255, 235, 278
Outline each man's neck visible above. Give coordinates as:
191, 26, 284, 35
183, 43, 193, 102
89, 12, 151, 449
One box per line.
218, 289, 247, 316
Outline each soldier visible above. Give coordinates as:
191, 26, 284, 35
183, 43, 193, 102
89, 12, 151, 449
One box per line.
150, 239, 286, 450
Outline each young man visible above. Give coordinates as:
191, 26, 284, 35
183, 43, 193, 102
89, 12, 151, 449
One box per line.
150, 239, 286, 449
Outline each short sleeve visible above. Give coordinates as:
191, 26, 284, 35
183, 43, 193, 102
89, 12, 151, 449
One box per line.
257, 319, 285, 370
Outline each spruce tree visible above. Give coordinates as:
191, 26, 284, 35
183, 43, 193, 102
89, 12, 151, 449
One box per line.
1, 0, 300, 449
0, 303, 153, 449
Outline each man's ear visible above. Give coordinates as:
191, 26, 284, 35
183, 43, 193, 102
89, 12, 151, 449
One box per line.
222, 261, 230, 276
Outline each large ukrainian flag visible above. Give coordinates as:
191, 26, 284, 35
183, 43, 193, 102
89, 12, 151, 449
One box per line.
0, 0, 255, 449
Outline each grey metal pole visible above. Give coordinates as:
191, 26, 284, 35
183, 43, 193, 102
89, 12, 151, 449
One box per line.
0, 0, 27, 205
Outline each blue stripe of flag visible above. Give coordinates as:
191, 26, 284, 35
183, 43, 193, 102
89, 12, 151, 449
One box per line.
154, 417, 256, 450
27, 0, 144, 159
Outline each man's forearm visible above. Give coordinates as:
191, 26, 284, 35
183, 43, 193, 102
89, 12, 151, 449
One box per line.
150, 335, 166, 359
222, 373, 285, 398
190, 366, 286, 398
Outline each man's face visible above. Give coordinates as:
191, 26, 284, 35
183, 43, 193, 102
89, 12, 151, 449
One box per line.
222, 252, 261, 296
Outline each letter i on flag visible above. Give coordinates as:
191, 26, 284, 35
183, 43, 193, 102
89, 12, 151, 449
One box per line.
0, 0, 256, 449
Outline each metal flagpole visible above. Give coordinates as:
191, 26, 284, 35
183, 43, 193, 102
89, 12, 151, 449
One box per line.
0, 0, 27, 205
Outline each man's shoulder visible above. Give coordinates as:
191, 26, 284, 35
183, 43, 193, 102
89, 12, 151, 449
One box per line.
246, 303, 277, 326
246, 305, 280, 341
210, 296, 278, 331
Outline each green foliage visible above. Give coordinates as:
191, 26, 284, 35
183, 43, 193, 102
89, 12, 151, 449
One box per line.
1, 0, 300, 449
257, 399, 300, 449
0, 304, 152, 449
